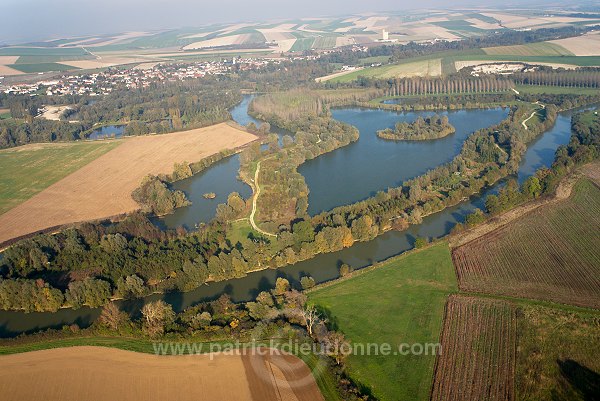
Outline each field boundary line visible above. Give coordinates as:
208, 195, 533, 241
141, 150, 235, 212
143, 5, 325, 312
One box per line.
448, 162, 598, 249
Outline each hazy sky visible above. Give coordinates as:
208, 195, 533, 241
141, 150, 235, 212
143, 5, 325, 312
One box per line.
0, 0, 589, 43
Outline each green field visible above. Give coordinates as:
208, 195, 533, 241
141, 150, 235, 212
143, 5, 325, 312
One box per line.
15, 55, 95, 64
0, 141, 120, 214
328, 46, 600, 82
330, 59, 442, 82
484, 42, 575, 56
0, 47, 89, 56
516, 305, 600, 401
309, 242, 457, 401
7, 62, 78, 73
290, 37, 315, 52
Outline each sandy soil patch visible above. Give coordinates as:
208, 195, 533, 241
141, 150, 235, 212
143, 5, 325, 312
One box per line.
0, 347, 323, 401
315, 68, 364, 82
183, 34, 252, 50
0, 123, 257, 244
61, 32, 153, 48
0, 65, 24, 76
0, 56, 20, 64
335, 36, 355, 47
38, 105, 72, 121
455, 59, 579, 71
133, 62, 161, 70
61, 56, 151, 69
550, 32, 600, 56
406, 25, 461, 41
465, 18, 501, 30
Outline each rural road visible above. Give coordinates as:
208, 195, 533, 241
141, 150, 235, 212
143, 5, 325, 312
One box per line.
249, 158, 277, 237
522, 102, 546, 130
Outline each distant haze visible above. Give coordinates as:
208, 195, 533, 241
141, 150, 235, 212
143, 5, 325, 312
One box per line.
1, 0, 595, 43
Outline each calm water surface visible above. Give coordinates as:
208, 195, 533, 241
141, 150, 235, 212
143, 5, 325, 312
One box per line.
0, 101, 582, 337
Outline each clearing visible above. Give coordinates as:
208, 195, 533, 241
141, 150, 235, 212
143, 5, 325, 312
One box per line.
452, 177, 600, 309
308, 242, 457, 401
0, 346, 323, 401
0, 141, 120, 215
0, 123, 257, 245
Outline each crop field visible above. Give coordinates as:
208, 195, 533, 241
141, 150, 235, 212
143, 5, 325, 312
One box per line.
0, 123, 257, 245
483, 42, 574, 56
0, 141, 120, 215
0, 346, 324, 401
452, 178, 600, 309
0, 47, 90, 56
330, 59, 442, 82
430, 295, 516, 401
309, 242, 457, 401
6, 62, 77, 73
550, 31, 600, 56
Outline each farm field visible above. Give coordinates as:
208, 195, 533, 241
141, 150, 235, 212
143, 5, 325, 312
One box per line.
0, 141, 120, 215
330, 59, 442, 82
430, 295, 516, 401
0, 123, 257, 245
308, 242, 457, 401
550, 31, 600, 56
6, 62, 78, 73
483, 42, 574, 56
452, 178, 600, 309
0, 346, 324, 401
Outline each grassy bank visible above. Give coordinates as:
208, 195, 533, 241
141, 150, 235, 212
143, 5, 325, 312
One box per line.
308, 242, 458, 401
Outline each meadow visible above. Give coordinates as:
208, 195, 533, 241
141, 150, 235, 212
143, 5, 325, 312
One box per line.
0, 141, 120, 215
308, 242, 457, 401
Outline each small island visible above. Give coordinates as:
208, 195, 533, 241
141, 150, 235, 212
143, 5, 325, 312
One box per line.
377, 114, 455, 141
203, 192, 216, 199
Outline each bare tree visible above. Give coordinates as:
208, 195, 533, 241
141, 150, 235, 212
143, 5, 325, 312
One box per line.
98, 302, 128, 331
300, 304, 320, 337
141, 300, 175, 338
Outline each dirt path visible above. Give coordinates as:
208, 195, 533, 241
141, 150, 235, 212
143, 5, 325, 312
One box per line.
249, 158, 277, 237
449, 161, 598, 248
521, 102, 545, 130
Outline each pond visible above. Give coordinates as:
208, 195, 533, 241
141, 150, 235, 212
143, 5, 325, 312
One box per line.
87, 125, 125, 140
0, 99, 581, 337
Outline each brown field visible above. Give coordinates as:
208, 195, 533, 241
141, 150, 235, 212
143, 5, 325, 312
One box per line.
550, 31, 600, 56
430, 295, 517, 401
452, 178, 600, 309
0, 56, 20, 64
0, 123, 256, 244
0, 64, 23, 76
0, 346, 323, 401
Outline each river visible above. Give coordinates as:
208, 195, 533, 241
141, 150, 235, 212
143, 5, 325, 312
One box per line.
0, 97, 581, 337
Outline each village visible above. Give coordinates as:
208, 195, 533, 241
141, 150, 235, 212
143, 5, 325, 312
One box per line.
0, 56, 283, 97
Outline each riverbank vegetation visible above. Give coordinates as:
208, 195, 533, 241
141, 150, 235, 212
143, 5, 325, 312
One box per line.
377, 114, 455, 141
0, 281, 370, 401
